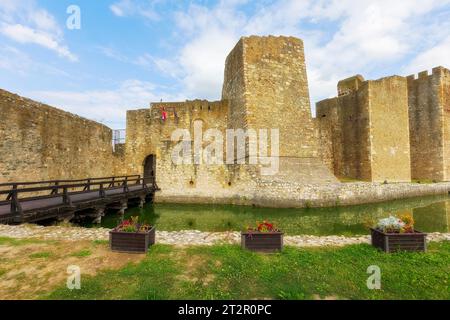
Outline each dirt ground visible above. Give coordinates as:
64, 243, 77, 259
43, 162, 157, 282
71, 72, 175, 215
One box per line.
0, 238, 145, 300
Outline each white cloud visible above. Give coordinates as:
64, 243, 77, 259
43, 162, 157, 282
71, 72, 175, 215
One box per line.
0, 44, 69, 76
110, 0, 160, 21
405, 36, 450, 74
155, 0, 450, 105
1, 24, 77, 62
27, 80, 186, 128
135, 53, 182, 79
0, 0, 76, 62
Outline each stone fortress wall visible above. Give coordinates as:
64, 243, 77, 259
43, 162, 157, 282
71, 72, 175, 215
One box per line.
124, 99, 257, 203
316, 75, 411, 183
1, 35, 450, 207
316, 65, 450, 184
0, 89, 122, 184
406, 67, 450, 181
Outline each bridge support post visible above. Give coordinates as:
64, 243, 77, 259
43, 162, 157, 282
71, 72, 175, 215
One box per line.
93, 207, 105, 224
118, 200, 128, 216
58, 212, 75, 224
139, 195, 146, 209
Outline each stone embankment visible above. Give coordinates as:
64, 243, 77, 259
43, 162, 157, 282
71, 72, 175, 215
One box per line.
0, 224, 448, 247
156, 182, 450, 208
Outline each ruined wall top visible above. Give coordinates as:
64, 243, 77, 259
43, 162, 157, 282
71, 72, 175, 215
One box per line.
337, 75, 365, 96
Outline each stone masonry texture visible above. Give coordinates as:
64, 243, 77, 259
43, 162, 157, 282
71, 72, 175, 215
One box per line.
0, 89, 122, 184
407, 67, 450, 181
317, 75, 412, 183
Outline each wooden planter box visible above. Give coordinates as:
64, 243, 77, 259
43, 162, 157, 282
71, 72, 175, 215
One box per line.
241, 231, 283, 253
110, 226, 156, 253
370, 228, 427, 253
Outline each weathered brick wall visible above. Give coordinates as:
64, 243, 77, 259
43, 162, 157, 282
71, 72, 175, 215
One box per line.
315, 112, 335, 173
317, 85, 372, 181
0, 89, 118, 183
222, 39, 247, 138
407, 67, 450, 181
443, 68, 450, 181
368, 76, 411, 182
123, 100, 257, 202
317, 76, 411, 182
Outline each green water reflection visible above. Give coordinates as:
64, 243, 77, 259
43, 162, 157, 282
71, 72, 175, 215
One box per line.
98, 195, 450, 236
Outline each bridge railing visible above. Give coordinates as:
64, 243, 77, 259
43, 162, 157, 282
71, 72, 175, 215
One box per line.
0, 175, 141, 188
0, 175, 158, 217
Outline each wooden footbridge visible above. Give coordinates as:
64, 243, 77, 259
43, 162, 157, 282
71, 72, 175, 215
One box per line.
0, 175, 159, 224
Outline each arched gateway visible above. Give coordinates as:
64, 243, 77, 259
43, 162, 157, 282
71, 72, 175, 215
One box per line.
143, 154, 156, 186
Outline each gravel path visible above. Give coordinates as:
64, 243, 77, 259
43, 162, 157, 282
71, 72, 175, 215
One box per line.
0, 224, 449, 247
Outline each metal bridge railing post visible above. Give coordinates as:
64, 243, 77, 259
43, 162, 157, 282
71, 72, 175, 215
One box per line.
63, 187, 72, 206
10, 184, 23, 218
51, 181, 59, 195
99, 183, 106, 198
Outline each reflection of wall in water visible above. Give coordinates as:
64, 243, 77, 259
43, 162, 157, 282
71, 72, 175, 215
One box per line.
413, 201, 450, 233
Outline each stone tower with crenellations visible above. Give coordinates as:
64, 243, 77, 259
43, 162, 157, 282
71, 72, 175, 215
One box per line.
407, 67, 450, 182
316, 65, 450, 183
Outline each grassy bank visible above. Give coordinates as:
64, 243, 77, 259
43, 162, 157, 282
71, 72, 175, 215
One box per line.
46, 241, 450, 300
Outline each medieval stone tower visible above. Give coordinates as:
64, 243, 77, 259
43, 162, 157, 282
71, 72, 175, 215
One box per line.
407, 67, 450, 182
222, 36, 336, 183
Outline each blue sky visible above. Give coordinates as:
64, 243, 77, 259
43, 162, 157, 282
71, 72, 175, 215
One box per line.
1, 0, 450, 128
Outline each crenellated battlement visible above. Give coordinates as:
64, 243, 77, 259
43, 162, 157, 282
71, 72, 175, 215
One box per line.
407, 66, 450, 82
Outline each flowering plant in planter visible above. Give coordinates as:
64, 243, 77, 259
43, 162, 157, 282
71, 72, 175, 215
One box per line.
110, 216, 156, 253
375, 214, 414, 233
242, 220, 283, 253
371, 214, 426, 253
114, 216, 151, 233
246, 220, 280, 233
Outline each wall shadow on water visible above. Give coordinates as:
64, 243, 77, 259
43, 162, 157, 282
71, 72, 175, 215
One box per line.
98, 194, 450, 236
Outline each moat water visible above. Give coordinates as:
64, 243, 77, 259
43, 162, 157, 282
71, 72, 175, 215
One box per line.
87, 194, 450, 236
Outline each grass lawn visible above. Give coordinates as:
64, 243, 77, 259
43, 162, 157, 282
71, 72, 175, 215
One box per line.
46, 241, 450, 300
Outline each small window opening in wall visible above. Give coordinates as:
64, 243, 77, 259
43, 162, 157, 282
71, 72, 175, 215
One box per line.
208, 105, 211, 111
228, 181, 232, 186
189, 180, 194, 185
200, 105, 203, 110
321, 114, 326, 118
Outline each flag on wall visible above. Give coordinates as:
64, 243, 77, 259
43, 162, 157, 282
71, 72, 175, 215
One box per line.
161, 108, 167, 121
